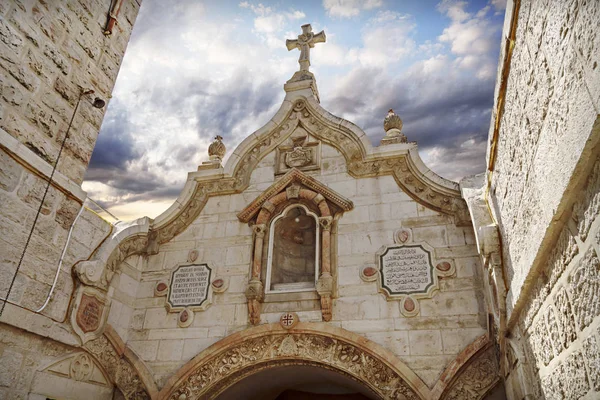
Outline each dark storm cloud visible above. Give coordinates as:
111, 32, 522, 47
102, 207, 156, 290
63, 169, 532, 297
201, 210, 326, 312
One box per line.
323, 62, 495, 180
325, 65, 495, 149
88, 101, 142, 170
193, 71, 282, 142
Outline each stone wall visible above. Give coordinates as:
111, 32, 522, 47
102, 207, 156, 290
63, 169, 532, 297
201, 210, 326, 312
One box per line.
503, 157, 600, 399
0, 1, 140, 397
489, 0, 600, 319
0, 0, 140, 321
486, 0, 600, 398
1, 0, 140, 183
0, 323, 115, 400
124, 142, 489, 389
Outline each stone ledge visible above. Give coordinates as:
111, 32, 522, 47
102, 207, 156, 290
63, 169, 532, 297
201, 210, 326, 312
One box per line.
0, 128, 87, 202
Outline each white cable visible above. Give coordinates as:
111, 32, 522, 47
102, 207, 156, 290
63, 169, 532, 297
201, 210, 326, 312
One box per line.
35, 200, 86, 313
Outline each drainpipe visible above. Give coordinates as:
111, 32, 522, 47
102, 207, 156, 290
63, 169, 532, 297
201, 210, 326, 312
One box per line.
104, 0, 124, 36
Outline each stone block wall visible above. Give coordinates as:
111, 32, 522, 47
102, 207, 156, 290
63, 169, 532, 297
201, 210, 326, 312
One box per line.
487, 0, 600, 398
490, 0, 600, 318
0, 2, 141, 396
125, 143, 489, 388
0, 0, 140, 322
0, 139, 113, 322
0, 0, 140, 183
504, 157, 600, 399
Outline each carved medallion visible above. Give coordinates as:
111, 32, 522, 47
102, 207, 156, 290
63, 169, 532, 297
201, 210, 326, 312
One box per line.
155, 281, 168, 297
360, 265, 378, 282
394, 228, 412, 244
70, 353, 94, 381
178, 308, 194, 328
77, 294, 104, 333
280, 312, 299, 329
285, 147, 312, 168
71, 287, 111, 343
211, 278, 228, 293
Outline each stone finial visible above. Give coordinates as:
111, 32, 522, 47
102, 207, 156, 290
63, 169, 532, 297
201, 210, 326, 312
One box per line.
208, 135, 226, 161
384, 109, 403, 132
381, 109, 408, 145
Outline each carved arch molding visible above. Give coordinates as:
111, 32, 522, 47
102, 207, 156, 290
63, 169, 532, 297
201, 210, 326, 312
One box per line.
82, 326, 157, 399
161, 324, 500, 400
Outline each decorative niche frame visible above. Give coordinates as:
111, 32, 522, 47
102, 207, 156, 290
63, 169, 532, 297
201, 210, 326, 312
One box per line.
237, 168, 353, 324
265, 203, 321, 294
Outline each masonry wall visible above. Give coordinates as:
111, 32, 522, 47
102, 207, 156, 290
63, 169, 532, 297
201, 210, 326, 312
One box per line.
489, 0, 599, 320
504, 158, 600, 399
122, 142, 489, 389
0, 0, 139, 319
488, 0, 600, 398
0, 1, 140, 397
1, 0, 140, 183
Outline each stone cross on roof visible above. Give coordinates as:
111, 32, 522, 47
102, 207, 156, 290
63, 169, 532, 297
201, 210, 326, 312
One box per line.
286, 24, 326, 72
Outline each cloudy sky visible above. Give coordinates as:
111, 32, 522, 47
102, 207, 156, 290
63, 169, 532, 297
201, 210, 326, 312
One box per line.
83, 0, 506, 220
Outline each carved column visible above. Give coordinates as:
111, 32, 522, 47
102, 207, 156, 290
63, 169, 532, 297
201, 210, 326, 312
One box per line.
245, 224, 266, 325
317, 216, 334, 321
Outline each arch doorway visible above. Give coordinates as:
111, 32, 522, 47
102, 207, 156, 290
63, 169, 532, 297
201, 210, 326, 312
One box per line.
160, 323, 426, 400
216, 364, 376, 400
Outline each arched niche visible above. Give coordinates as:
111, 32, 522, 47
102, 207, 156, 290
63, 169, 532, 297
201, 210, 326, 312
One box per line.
238, 168, 354, 324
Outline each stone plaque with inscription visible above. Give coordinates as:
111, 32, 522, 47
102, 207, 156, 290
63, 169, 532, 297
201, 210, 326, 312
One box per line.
167, 263, 212, 311
71, 286, 110, 343
377, 243, 435, 299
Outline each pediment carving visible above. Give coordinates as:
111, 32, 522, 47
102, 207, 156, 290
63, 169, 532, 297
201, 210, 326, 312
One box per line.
43, 352, 110, 387
237, 168, 353, 223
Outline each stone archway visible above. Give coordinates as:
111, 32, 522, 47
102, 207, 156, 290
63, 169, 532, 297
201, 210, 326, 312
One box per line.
159, 323, 428, 400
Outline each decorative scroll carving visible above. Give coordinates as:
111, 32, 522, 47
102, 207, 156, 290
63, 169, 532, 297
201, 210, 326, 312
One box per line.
165, 330, 420, 400
441, 346, 500, 400
84, 335, 150, 400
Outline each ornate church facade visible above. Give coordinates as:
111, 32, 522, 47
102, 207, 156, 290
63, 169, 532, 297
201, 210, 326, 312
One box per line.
0, 1, 599, 399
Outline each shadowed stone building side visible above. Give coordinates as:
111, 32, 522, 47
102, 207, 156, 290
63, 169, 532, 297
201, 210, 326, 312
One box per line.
0, 1, 142, 399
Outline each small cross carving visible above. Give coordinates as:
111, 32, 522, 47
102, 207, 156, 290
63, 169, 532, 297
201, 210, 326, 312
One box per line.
280, 312, 298, 329
282, 313, 294, 326
286, 24, 326, 72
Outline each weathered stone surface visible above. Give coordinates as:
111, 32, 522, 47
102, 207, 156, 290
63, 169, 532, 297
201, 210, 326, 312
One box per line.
553, 287, 577, 351
583, 332, 600, 391
568, 247, 600, 330
0, 149, 22, 192
560, 350, 590, 400
573, 157, 600, 241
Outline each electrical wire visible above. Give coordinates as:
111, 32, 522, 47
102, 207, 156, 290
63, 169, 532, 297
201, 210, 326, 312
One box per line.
0, 91, 89, 318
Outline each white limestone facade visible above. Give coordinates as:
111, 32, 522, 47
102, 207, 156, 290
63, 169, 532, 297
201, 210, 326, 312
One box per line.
81, 71, 501, 399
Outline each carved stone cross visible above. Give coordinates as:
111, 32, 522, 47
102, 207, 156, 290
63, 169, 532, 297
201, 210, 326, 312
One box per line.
286, 24, 326, 72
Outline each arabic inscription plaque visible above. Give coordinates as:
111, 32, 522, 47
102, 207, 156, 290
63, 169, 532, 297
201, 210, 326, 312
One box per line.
378, 244, 434, 297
